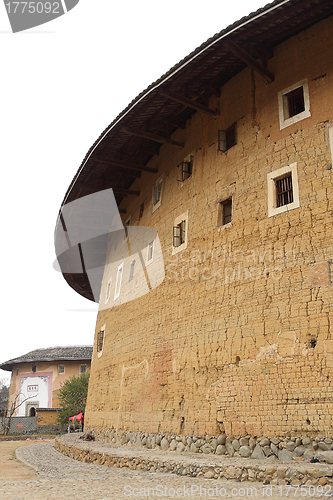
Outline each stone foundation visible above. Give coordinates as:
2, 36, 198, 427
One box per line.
55, 433, 333, 486
86, 427, 333, 464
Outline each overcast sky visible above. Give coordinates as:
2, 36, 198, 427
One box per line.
0, 0, 270, 381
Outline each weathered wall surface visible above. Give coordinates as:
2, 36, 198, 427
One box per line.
85, 16, 333, 438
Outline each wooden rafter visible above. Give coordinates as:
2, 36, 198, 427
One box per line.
95, 156, 158, 174
121, 126, 184, 148
113, 187, 140, 197
224, 40, 274, 83
160, 89, 219, 117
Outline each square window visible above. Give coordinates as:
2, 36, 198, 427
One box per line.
114, 262, 124, 300
278, 79, 310, 130
152, 178, 163, 212
172, 211, 189, 255
218, 123, 237, 152
218, 198, 233, 226
58, 365, 65, 374
97, 328, 105, 355
267, 163, 300, 217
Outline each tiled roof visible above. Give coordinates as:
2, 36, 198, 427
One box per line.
0, 346, 93, 372
55, 0, 333, 302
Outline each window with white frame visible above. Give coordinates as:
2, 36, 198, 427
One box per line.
129, 259, 136, 282
278, 79, 310, 130
105, 278, 112, 304
267, 163, 300, 217
152, 178, 163, 212
80, 365, 87, 374
114, 262, 124, 300
58, 365, 65, 374
172, 211, 189, 255
147, 241, 154, 263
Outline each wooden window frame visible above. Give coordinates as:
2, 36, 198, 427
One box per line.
181, 155, 193, 181
218, 123, 237, 152
172, 211, 189, 255
217, 197, 233, 227
152, 178, 163, 213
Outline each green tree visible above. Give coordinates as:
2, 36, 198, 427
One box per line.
56, 372, 90, 428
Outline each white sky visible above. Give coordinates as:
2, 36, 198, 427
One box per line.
0, 0, 270, 382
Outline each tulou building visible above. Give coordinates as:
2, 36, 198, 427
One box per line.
0, 346, 92, 419
55, 0, 333, 441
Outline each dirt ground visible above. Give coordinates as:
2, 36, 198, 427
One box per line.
0, 439, 53, 481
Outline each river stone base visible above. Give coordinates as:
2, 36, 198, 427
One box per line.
85, 427, 333, 464
55, 433, 333, 486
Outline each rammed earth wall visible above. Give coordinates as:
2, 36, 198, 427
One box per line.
85, 15, 333, 438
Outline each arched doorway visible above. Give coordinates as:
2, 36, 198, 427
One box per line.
29, 407, 36, 417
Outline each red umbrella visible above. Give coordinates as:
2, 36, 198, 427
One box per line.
69, 412, 83, 421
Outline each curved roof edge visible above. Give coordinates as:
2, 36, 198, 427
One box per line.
0, 346, 93, 372
55, 0, 333, 302
61, 0, 288, 207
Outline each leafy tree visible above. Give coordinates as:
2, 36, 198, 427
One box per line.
56, 372, 90, 428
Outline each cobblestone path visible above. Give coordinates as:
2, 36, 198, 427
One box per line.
0, 441, 329, 499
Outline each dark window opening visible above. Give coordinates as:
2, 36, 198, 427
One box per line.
153, 181, 162, 206
218, 198, 232, 226
275, 173, 293, 208
97, 330, 104, 353
181, 156, 193, 181
32, 365, 37, 373
284, 86, 305, 118
124, 218, 130, 239
218, 123, 237, 152
309, 336, 317, 349
173, 221, 186, 248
